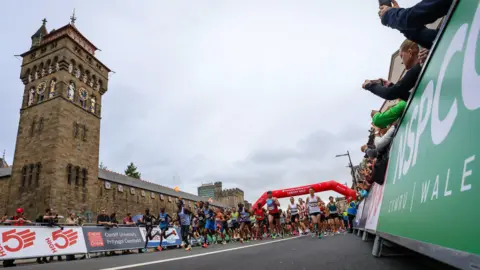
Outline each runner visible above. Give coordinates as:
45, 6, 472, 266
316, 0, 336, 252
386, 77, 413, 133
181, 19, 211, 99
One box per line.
297, 198, 308, 234
142, 208, 159, 250
254, 203, 266, 239
266, 191, 282, 239
327, 196, 341, 234
279, 209, 286, 237
249, 211, 256, 240
156, 207, 177, 251
230, 207, 240, 240
305, 187, 322, 239
176, 201, 194, 251
287, 197, 300, 235
196, 201, 206, 244
238, 203, 251, 243
203, 201, 216, 248
215, 208, 227, 244
320, 201, 328, 237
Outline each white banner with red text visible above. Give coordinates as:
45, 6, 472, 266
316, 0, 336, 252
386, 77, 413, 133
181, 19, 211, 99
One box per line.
0, 226, 87, 260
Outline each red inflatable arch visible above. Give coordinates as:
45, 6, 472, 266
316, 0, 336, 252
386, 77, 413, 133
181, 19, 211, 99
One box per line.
252, 180, 356, 211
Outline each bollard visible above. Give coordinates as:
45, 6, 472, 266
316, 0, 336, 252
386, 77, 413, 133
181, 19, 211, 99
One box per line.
372, 235, 383, 257
362, 230, 368, 241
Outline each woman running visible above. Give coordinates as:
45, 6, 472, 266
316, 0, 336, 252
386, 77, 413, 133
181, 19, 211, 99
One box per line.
298, 198, 309, 234
215, 208, 227, 244
305, 187, 322, 239
266, 191, 282, 239
327, 196, 341, 234
254, 203, 266, 240
238, 203, 251, 243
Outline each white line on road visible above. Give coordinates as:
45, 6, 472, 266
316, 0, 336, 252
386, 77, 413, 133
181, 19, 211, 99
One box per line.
100, 236, 302, 270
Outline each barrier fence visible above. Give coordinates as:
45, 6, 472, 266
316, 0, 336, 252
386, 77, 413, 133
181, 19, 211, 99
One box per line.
0, 225, 189, 260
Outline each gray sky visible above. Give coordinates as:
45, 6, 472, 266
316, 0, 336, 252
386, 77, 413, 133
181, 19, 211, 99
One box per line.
0, 0, 417, 205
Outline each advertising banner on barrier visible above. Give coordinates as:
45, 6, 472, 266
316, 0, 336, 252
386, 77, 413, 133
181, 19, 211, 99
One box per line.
0, 226, 87, 260
365, 182, 385, 231
376, 0, 480, 257
353, 200, 365, 229
82, 227, 145, 252
139, 227, 182, 248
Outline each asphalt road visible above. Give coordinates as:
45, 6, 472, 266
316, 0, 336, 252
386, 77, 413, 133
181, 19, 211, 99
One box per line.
7, 234, 456, 270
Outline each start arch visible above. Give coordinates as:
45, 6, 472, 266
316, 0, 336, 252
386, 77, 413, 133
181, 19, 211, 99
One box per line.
252, 180, 356, 211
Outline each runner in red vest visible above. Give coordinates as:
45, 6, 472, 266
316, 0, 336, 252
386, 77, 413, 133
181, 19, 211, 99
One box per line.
266, 191, 282, 238
254, 203, 266, 240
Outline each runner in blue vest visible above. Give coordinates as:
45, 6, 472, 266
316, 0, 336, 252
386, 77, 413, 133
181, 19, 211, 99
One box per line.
203, 201, 216, 248
327, 196, 341, 234
156, 207, 177, 251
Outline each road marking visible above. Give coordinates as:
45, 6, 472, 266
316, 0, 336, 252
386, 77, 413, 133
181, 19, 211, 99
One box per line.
100, 236, 301, 270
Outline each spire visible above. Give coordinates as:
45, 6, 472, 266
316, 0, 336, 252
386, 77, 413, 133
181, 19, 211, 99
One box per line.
31, 18, 48, 48
70, 9, 77, 25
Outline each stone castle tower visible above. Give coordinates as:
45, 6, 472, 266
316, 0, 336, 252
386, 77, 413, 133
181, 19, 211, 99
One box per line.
6, 17, 110, 218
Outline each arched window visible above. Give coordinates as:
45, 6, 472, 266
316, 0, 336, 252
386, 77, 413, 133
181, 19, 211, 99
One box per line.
28, 164, 34, 186
38, 117, 44, 134
35, 163, 41, 186
25, 68, 32, 82
30, 118, 37, 137
73, 122, 78, 138
39, 63, 45, 78
21, 166, 28, 187
28, 87, 36, 106
67, 164, 72, 184
69, 59, 76, 74
82, 168, 88, 187
75, 166, 80, 186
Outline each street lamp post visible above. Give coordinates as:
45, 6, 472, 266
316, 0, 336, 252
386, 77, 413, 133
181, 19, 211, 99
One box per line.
335, 151, 358, 187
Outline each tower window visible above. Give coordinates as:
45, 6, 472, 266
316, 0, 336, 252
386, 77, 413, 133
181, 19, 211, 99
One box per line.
38, 117, 44, 134
35, 163, 41, 186
82, 168, 88, 187
28, 164, 34, 186
73, 122, 78, 138
30, 118, 36, 137
67, 164, 72, 185
82, 126, 87, 141
21, 166, 28, 187
75, 166, 80, 186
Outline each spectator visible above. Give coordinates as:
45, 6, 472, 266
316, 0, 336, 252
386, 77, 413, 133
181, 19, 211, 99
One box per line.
65, 212, 79, 225
41, 208, 63, 263
110, 212, 119, 225
379, 0, 453, 49
2, 208, 32, 267
1, 213, 8, 223
362, 40, 424, 101
371, 100, 407, 129
123, 213, 136, 226
97, 209, 112, 227
347, 200, 357, 233
362, 124, 396, 158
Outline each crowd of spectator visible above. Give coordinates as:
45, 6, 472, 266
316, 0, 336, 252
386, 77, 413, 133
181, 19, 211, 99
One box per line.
353, 0, 451, 201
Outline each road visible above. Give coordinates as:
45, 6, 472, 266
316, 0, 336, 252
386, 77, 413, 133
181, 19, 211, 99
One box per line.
8, 234, 456, 270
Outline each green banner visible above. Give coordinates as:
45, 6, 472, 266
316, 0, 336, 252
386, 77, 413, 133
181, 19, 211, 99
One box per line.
377, 0, 480, 256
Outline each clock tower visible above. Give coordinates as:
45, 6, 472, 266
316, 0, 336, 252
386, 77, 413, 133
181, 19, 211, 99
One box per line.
7, 17, 111, 217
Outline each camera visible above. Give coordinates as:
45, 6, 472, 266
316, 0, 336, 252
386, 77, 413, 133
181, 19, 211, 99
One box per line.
379, 0, 392, 6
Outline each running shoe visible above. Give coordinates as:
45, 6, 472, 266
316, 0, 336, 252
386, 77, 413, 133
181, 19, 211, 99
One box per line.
202, 243, 208, 248
185, 245, 192, 251
318, 234, 322, 239
156, 246, 163, 252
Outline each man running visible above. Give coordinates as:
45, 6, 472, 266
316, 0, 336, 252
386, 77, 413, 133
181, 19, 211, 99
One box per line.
203, 202, 216, 248
327, 196, 341, 234
305, 187, 322, 239
176, 201, 194, 251
287, 197, 300, 235
298, 198, 308, 234
238, 203, 250, 243
142, 208, 159, 249
156, 207, 177, 251
266, 191, 282, 239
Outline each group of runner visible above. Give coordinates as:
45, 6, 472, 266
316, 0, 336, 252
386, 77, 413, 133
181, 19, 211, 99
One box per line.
142, 187, 346, 251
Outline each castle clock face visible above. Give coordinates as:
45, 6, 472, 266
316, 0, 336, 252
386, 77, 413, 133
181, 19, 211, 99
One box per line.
79, 88, 88, 100
36, 81, 47, 94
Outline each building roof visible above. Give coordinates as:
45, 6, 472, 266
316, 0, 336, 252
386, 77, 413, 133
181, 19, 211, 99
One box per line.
98, 169, 227, 208
0, 158, 8, 168
0, 167, 226, 208
0, 167, 11, 178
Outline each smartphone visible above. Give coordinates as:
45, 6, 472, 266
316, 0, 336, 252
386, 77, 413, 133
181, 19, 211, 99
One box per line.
379, 0, 392, 6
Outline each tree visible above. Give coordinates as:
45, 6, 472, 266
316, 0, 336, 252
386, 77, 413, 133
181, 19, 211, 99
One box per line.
125, 162, 141, 179
99, 161, 107, 170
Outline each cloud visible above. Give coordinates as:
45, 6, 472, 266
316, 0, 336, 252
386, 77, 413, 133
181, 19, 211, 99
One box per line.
0, 0, 421, 206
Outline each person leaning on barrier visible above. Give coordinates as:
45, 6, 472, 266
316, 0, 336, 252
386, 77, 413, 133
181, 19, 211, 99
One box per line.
379, 0, 453, 49
370, 100, 406, 129
2, 208, 33, 267
362, 40, 428, 102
